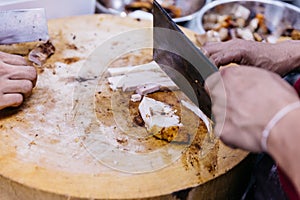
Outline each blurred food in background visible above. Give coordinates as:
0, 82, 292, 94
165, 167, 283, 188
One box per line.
125, 0, 181, 18
195, 0, 300, 45
96, 0, 209, 23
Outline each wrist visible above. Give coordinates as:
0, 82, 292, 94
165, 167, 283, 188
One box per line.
267, 105, 300, 171
268, 107, 300, 156
261, 102, 300, 152
267, 107, 300, 192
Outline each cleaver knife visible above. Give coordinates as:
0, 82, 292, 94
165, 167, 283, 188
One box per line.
153, 0, 218, 117
0, 8, 49, 44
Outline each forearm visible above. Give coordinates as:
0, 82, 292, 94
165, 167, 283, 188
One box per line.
203, 39, 300, 75
275, 40, 300, 75
268, 108, 300, 195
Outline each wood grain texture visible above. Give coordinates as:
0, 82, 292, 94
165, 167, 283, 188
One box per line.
0, 14, 250, 199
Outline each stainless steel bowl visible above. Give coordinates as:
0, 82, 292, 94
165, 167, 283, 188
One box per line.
96, 0, 211, 23
195, 0, 300, 34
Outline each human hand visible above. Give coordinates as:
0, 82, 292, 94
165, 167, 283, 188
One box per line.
202, 39, 300, 76
205, 66, 299, 152
0, 51, 37, 110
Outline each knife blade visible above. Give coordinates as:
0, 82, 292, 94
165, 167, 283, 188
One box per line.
153, 0, 218, 118
0, 8, 49, 44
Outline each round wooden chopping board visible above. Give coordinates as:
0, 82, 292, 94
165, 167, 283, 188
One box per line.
0, 14, 251, 200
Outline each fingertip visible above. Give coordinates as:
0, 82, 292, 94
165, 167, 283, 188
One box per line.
22, 80, 34, 98
1, 94, 24, 109
11, 95, 24, 107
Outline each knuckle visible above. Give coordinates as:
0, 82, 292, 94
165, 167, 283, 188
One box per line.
0, 62, 10, 76
0, 51, 8, 60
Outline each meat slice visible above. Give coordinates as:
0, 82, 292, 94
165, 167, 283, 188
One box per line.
136, 83, 161, 95
138, 96, 181, 130
107, 61, 178, 92
28, 40, 55, 66
131, 94, 142, 102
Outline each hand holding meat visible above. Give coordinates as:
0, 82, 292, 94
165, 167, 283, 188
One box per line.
203, 39, 300, 76
205, 66, 299, 152
0, 51, 37, 110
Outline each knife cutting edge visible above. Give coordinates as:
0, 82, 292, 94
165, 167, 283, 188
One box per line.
0, 8, 49, 44
152, 0, 218, 117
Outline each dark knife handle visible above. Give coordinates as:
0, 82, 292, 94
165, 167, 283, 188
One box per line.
284, 72, 300, 96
